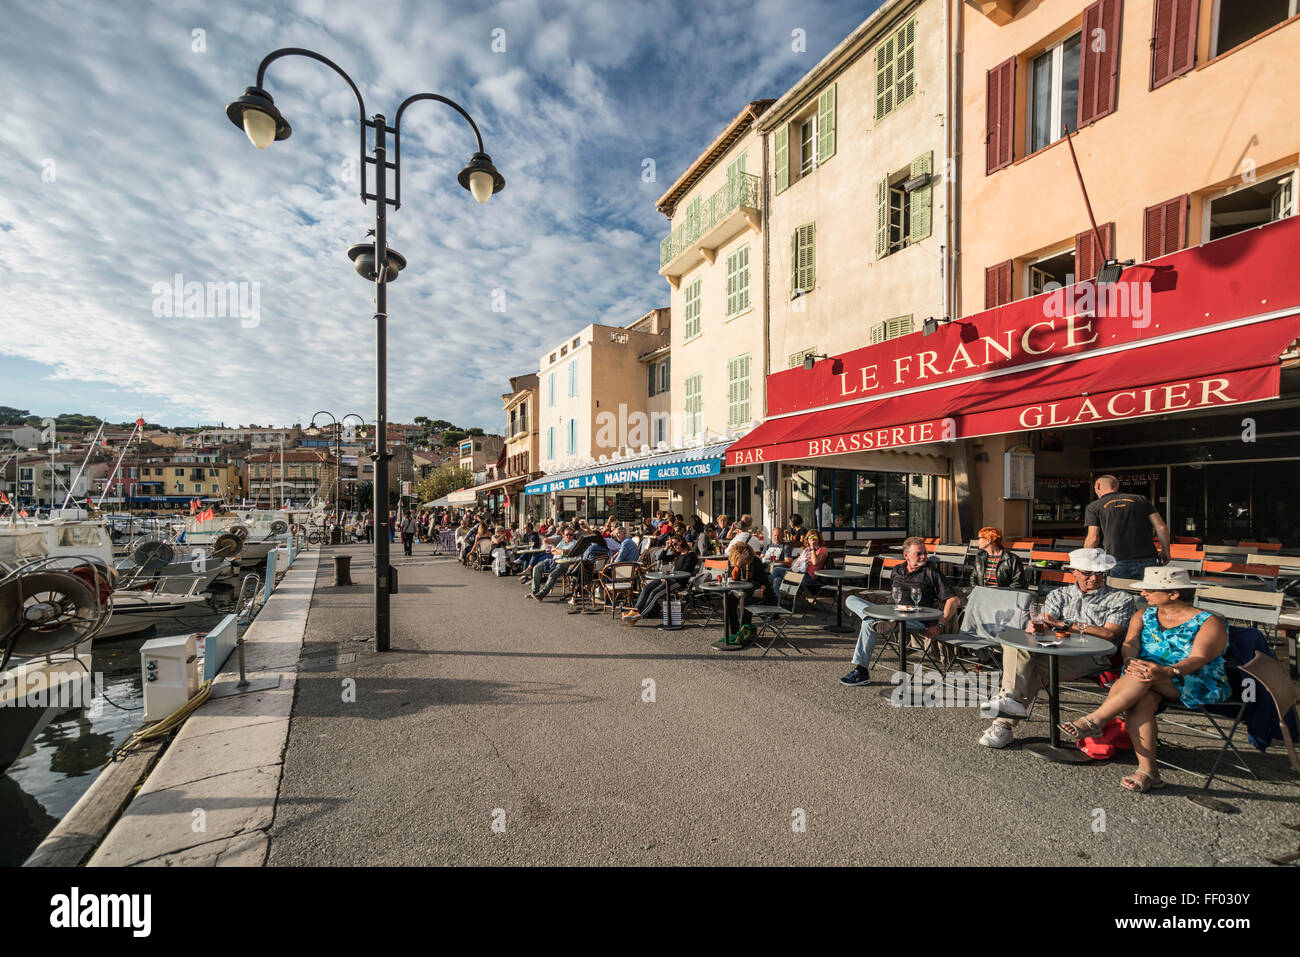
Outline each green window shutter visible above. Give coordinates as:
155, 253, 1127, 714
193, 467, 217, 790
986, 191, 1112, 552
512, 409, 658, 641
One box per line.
790, 229, 798, 294
738, 244, 749, 312
875, 178, 889, 259
739, 354, 750, 423
875, 36, 895, 119
909, 152, 933, 243
648, 362, 656, 397
798, 223, 816, 291
817, 84, 836, 162
774, 125, 789, 194
898, 19, 916, 104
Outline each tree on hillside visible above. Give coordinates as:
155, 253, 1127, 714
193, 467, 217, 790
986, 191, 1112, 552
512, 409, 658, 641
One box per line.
415, 465, 474, 504
0, 406, 30, 424
439, 430, 468, 447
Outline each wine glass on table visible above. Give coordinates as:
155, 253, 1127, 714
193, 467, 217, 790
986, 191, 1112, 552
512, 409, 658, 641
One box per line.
910, 586, 922, 609
891, 583, 903, 608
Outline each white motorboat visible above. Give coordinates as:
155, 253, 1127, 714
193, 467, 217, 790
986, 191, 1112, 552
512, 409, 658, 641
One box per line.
0, 566, 108, 772
95, 577, 211, 640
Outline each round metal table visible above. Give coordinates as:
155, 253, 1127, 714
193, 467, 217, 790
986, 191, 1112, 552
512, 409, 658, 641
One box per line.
697, 579, 755, 650
857, 604, 943, 674
993, 628, 1115, 764
814, 568, 869, 632
645, 570, 692, 630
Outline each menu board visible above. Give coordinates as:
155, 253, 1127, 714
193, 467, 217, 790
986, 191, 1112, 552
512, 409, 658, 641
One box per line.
1004, 450, 1035, 500
614, 493, 639, 522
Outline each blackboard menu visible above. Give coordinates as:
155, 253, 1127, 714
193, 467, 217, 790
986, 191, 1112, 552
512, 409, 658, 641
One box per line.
614, 493, 639, 521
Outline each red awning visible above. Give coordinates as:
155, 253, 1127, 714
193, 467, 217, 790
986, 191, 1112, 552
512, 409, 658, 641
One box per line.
726, 314, 1300, 466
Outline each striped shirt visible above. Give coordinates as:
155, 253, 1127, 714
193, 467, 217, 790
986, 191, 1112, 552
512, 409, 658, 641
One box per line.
1043, 583, 1137, 667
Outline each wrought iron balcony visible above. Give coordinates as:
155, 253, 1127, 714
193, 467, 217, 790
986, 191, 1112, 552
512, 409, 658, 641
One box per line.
659, 173, 761, 279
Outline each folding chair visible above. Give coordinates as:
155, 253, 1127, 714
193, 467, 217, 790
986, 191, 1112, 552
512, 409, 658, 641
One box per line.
932, 586, 1034, 679
774, 571, 817, 619
599, 562, 643, 618
1035, 568, 1073, 597
751, 598, 800, 657
933, 545, 971, 587
1027, 549, 1070, 588
1154, 627, 1300, 789
1167, 544, 1204, 573
692, 558, 731, 625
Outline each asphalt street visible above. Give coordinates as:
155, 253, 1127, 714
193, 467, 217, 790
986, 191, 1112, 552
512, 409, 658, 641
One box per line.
266, 542, 1300, 866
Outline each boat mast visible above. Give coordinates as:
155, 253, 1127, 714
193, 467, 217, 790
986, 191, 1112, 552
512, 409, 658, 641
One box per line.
62, 421, 105, 510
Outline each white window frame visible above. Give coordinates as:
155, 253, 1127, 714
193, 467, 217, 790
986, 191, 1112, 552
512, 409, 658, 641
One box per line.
1201, 167, 1298, 244
1024, 243, 1076, 298
1210, 0, 1299, 58
799, 115, 817, 176
1026, 32, 1081, 155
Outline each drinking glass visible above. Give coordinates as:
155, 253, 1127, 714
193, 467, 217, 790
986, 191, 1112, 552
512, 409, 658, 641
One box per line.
891, 583, 903, 606
1029, 601, 1045, 634
910, 586, 922, 607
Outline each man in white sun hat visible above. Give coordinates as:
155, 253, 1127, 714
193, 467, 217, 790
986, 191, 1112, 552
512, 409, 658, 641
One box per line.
978, 547, 1136, 749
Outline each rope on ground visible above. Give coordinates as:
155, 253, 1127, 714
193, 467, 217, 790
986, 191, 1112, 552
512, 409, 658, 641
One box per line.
112, 679, 213, 760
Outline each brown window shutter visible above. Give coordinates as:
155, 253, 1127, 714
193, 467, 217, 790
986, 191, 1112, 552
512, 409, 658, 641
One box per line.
1150, 0, 1197, 90
1143, 194, 1188, 258
985, 56, 1016, 174
1079, 0, 1123, 126
985, 259, 1014, 308
1075, 222, 1115, 281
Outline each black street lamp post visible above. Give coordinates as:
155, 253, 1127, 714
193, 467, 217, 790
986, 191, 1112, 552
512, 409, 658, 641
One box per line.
228, 49, 503, 652
310, 410, 364, 541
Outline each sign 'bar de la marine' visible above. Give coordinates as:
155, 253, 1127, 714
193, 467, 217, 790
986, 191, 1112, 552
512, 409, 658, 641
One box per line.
727, 218, 1300, 467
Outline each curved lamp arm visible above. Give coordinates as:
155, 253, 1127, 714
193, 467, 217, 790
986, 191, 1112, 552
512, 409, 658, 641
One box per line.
392, 93, 488, 209
257, 49, 370, 202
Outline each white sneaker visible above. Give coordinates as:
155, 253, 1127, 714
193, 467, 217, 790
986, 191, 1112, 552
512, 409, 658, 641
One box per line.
979, 723, 1014, 749
988, 692, 1028, 718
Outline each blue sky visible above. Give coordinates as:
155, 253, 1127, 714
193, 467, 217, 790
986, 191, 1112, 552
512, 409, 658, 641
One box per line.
0, 0, 880, 431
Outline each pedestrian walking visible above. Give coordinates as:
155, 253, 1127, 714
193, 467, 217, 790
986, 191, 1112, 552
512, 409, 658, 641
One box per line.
400, 511, 417, 556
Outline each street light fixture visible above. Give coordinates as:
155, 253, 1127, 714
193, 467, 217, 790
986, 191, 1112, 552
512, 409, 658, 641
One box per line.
310, 410, 364, 540
228, 48, 504, 652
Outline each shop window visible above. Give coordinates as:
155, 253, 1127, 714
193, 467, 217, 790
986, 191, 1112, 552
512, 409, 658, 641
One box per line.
1028, 32, 1081, 153
712, 475, 751, 521
1211, 0, 1297, 57
1204, 171, 1295, 242
814, 468, 914, 532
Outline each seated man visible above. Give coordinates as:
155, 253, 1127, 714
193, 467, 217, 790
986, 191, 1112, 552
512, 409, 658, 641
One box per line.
622, 535, 697, 622
978, 548, 1135, 749
607, 525, 640, 564
762, 528, 795, 593
529, 528, 580, 600
840, 536, 961, 686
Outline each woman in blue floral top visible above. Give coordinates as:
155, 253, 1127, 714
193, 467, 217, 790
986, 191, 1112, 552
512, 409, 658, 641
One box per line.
1059, 567, 1229, 792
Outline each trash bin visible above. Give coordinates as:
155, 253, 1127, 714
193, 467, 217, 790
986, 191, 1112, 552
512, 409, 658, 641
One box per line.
333, 554, 353, 586
330, 526, 342, 545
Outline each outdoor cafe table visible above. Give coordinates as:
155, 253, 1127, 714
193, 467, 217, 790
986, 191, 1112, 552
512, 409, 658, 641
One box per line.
645, 569, 692, 631
816, 567, 869, 632
993, 629, 1114, 765
857, 604, 943, 673
697, 579, 754, 647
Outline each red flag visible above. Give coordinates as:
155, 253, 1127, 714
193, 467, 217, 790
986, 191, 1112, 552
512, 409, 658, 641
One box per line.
135, 417, 144, 428
19, 509, 28, 517
0, 491, 9, 505
203, 507, 214, 521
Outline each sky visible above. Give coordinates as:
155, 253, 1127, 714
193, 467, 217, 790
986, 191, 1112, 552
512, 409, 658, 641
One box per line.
0, 0, 880, 432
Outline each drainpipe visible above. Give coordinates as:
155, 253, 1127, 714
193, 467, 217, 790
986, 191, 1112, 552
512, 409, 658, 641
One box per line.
760, 113, 778, 538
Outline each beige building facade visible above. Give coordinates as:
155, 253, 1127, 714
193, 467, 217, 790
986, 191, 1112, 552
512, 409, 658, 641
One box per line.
736, 0, 959, 542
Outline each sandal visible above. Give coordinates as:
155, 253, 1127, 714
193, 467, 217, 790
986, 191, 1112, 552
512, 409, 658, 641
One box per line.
1121, 769, 1166, 793
1058, 716, 1104, 739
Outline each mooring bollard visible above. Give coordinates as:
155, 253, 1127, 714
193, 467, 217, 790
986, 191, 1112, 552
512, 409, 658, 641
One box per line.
334, 554, 354, 586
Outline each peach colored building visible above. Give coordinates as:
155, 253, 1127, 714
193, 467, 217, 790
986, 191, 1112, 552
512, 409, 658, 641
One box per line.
955, 0, 1300, 537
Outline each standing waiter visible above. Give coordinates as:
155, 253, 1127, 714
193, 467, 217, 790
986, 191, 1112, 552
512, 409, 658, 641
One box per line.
1082, 474, 1171, 579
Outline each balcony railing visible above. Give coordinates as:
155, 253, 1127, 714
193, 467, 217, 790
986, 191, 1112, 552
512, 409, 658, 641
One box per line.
660, 173, 761, 269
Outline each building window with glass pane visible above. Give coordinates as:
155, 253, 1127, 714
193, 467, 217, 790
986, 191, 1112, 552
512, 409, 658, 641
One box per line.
1028, 33, 1081, 153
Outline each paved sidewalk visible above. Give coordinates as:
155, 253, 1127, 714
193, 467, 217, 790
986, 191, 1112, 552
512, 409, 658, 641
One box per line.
88, 549, 319, 867
267, 543, 1300, 866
